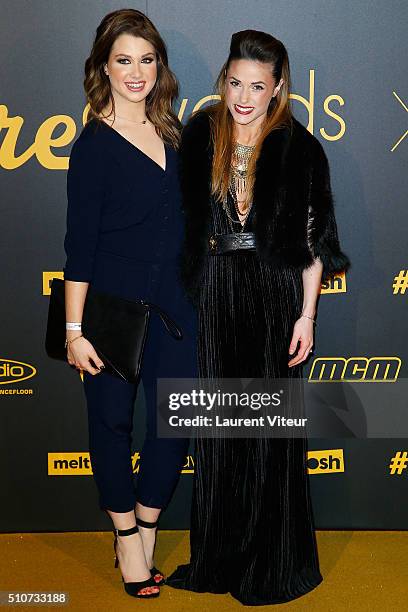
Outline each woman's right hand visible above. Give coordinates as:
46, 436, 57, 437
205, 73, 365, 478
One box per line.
66, 334, 105, 375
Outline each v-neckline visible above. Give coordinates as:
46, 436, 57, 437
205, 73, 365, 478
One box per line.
227, 190, 253, 231
100, 119, 167, 172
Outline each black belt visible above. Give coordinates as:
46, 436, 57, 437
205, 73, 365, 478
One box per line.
209, 232, 256, 255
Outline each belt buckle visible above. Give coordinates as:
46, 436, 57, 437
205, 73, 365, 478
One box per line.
209, 236, 217, 251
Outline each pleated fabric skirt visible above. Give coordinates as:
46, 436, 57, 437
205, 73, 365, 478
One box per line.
167, 248, 323, 605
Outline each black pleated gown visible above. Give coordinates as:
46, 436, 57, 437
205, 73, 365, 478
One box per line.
167, 194, 323, 606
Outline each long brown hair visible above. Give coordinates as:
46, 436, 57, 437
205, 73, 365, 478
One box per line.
84, 9, 181, 147
207, 30, 293, 204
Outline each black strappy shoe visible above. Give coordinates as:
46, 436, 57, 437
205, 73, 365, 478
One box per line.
113, 525, 160, 598
136, 517, 165, 586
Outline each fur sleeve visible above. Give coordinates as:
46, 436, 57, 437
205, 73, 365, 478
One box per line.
307, 138, 350, 281
178, 111, 213, 303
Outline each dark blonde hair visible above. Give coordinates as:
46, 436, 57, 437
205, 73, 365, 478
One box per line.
84, 9, 181, 147
207, 30, 293, 204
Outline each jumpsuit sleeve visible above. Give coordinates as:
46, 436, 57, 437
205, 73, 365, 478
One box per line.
63, 134, 106, 282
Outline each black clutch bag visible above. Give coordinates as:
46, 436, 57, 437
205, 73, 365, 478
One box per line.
45, 278, 182, 383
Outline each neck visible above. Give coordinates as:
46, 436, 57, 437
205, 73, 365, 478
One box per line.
105, 95, 147, 123
233, 113, 265, 146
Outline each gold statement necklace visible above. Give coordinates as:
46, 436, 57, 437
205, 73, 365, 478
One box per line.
222, 142, 256, 232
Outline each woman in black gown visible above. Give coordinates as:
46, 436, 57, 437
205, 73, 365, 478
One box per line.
167, 30, 349, 605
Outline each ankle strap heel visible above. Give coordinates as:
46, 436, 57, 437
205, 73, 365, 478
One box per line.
113, 524, 139, 568
112, 524, 160, 598
136, 517, 158, 529
113, 525, 139, 537
135, 517, 165, 585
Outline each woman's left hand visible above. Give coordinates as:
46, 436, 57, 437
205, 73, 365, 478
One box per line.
288, 317, 314, 367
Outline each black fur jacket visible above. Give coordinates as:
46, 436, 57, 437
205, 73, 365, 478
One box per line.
179, 110, 350, 303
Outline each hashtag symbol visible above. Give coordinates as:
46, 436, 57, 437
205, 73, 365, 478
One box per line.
392, 270, 408, 294
389, 451, 408, 474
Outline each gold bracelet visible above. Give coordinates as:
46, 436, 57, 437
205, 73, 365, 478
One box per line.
301, 314, 316, 324
65, 334, 83, 349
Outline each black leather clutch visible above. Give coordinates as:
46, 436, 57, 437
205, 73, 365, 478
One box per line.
45, 278, 182, 383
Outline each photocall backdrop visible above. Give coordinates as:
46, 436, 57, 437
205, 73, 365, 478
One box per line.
0, 0, 407, 532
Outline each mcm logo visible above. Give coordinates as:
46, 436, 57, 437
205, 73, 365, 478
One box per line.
309, 357, 401, 382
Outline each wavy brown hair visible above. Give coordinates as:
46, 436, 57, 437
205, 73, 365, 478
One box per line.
84, 9, 181, 147
206, 30, 293, 204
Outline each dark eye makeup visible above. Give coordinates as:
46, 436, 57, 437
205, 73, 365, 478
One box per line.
116, 55, 156, 65
229, 80, 265, 91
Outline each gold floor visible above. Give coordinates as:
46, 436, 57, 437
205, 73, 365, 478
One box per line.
1, 531, 407, 611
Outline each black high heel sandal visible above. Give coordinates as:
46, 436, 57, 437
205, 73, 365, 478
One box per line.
113, 525, 160, 598
136, 517, 165, 586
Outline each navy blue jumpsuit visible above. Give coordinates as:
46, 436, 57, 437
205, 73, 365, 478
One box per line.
64, 118, 197, 513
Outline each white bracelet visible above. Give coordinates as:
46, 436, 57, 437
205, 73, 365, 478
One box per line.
66, 322, 82, 331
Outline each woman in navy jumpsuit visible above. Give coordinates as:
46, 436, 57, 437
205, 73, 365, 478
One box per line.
65, 119, 196, 513
63, 8, 196, 599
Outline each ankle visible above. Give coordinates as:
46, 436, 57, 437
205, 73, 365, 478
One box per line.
116, 532, 140, 549
136, 516, 159, 529
138, 525, 157, 555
